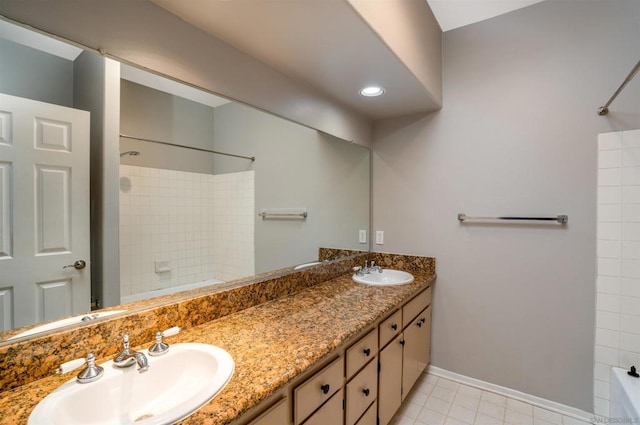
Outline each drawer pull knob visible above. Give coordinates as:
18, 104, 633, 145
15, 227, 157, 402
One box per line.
391, 324, 398, 331
417, 322, 422, 328
320, 384, 330, 394
363, 388, 370, 397
420, 317, 426, 324
363, 348, 371, 356
399, 339, 405, 346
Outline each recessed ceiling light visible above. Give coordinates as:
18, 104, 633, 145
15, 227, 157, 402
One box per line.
359, 86, 385, 97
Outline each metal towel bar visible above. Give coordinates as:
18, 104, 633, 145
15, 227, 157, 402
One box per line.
259, 210, 308, 219
457, 213, 568, 224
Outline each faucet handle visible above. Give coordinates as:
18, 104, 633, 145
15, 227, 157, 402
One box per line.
163, 326, 180, 338
56, 353, 104, 384
56, 357, 86, 375
149, 326, 181, 357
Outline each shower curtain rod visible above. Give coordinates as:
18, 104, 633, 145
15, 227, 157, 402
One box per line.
598, 59, 640, 116
119, 134, 255, 161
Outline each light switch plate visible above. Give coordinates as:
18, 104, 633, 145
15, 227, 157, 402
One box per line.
375, 231, 384, 245
359, 230, 367, 244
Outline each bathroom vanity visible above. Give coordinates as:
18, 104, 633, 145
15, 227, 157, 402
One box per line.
0, 252, 434, 425
239, 280, 432, 425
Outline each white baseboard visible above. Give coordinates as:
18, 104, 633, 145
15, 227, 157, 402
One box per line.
427, 366, 593, 423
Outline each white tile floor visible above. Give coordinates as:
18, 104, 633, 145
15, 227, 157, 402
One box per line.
390, 373, 592, 425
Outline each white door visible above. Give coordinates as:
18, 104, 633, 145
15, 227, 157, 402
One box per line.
0, 93, 91, 331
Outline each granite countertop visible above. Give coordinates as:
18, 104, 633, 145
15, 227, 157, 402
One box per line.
0, 271, 434, 425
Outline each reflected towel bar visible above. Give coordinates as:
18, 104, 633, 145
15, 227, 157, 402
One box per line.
120, 134, 255, 161
259, 210, 308, 219
457, 213, 568, 224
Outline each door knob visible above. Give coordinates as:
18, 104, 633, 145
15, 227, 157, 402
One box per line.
63, 260, 86, 270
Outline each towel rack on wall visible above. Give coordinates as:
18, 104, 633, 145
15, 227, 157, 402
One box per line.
259, 209, 308, 219
597, 59, 640, 116
457, 213, 568, 224
120, 134, 255, 161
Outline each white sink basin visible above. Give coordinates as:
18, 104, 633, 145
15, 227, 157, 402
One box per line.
353, 269, 414, 286
29, 343, 234, 425
9, 310, 127, 341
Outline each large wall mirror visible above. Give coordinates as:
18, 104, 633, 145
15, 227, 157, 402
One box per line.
0, 19, 370, 342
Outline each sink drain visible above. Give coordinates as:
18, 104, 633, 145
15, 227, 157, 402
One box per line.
135, 414, 154, 422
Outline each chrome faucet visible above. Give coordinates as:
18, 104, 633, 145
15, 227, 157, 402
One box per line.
113, 333, 149, 372
369, 261, 383, 273
362, 260, 371, 274
354, 260, 383, 276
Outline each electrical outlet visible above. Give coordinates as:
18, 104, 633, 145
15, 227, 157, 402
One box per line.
359, 230, 367, 244
375, 231, 384, 245
155, 260, 171, 273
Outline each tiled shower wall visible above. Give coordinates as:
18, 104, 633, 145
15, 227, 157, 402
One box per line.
595, 128, 640, 416
119, 166, 254, 297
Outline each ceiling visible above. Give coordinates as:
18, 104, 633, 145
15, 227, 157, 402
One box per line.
150, 0, 546, 120
427, 0, 545, 32
3, 0, 547, 121
150, 0, 440, 120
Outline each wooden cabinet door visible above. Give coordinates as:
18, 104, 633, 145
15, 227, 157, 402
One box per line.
303, 388, 344, 425
402, 306, 431, 400
421, 305, 432, 371
378, 333, 403, 425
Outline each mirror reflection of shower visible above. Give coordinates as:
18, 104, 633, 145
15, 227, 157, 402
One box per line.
120, 151, 140, 158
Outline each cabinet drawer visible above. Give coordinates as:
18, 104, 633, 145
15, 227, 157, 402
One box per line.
294, 357, 344, 424
402, 287, 432, 328
249, 398, 288, 425
346, 329, 378, 378
355, 401, 377, 425
379, 310, 401, 348
346, 359, 377, 425
303, 388, 344, 425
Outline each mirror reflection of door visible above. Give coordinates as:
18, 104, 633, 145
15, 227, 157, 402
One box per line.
0, 93, 91, 331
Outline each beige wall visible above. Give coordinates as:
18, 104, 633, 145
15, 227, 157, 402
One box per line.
213, 102, 371, 273
372, 0, 640, 411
